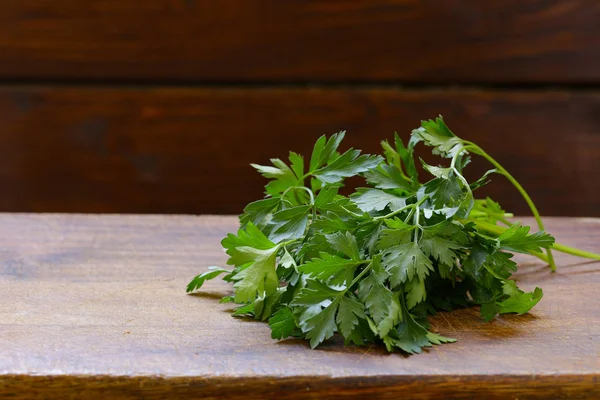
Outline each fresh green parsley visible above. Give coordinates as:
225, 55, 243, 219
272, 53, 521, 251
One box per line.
187, 116, 600, 354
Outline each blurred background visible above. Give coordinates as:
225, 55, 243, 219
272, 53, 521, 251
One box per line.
0, 1, 598, 216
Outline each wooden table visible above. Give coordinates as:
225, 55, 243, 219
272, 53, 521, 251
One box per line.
1, 214, 599, 399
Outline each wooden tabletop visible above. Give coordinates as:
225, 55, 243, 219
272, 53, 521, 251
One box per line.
0, 214, 599, 399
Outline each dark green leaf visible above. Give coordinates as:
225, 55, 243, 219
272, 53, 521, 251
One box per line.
405, 278, 426, 309
240, 197, 280, 228
420, 232, 462, 266
269, 205, 310, 242
314, 185, 339, 209
325, 231, 361, 260
357, 257, 399, 337
382, 242, 434, 287
336, 296, 366, 339
269, 307, 297, 339
310, 131, 346, 172
301, 300, 339, 348
289, 152, 304, 181
463, 242, 489, 279
480, 301, 499, 322
291, 279, 342, 306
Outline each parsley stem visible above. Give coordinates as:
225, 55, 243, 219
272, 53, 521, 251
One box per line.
498, 217, 514, 227
345, 260, 374, 292
278, 239, 300, 249
374, 195, 428, 221
282, 186, 315, 206
464, 144, 557, 271
300, 171, 312, 182
469, 210, 514, 220
282, 186, 317, 221
404, 207, 416, 224
530, 251, 550, 263
339, 204, 364, 219
413, 205, 421, 243
470, 219, 600, 262
551, 243, 600, 261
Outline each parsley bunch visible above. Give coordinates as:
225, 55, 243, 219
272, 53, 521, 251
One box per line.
188, 116, 600, 353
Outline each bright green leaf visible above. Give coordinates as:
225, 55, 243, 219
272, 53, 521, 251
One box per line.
186, 266, 231, 293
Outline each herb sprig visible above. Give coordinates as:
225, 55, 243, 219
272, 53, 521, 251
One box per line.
187, 116, 600, 353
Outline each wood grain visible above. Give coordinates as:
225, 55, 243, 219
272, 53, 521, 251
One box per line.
0, 214, 599, 399
0, 1, 599, 82
0, 87, 599, 215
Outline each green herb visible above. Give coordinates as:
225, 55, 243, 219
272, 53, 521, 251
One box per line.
187, 116, 600, 353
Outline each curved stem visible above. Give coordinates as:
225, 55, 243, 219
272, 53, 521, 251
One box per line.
282, 186, 316, 220
464, 145, 557, 271
529, 251, 550, 264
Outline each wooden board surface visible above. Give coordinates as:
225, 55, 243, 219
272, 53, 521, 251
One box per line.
1, 87, 599, 216
0, 1, 599, 82
0, 214, 599, 399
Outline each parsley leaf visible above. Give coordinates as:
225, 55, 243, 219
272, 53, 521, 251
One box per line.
310, 132, 346, 172
383, 242, 434, 287
357, 256, 400, 337
313, 150, 383, 183
231, 247, 279, 303
364, 164, 413, 191
336, 296, 366, 338
326, 231, 361, 259
301, 300, 339, 348
269, 205, 310, 242
252, 158, 298, 196
498, 281, 544, 315
350, 188, 407, 213
269, 307, 296, 339
412, 116, 463, 158
186, 266, 231, 293
497, 224, 555, 255
240, 197, 280, 228
298, 253, 362, 285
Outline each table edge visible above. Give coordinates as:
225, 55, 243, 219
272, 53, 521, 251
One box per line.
1, 373, 598, 399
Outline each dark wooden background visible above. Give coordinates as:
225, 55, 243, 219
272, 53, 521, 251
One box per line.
0, 0, 598, 216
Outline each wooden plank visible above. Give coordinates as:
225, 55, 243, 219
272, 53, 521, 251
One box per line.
0, 214, 599, 399
0, 1, 599, 82
0, 86, 599, 216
